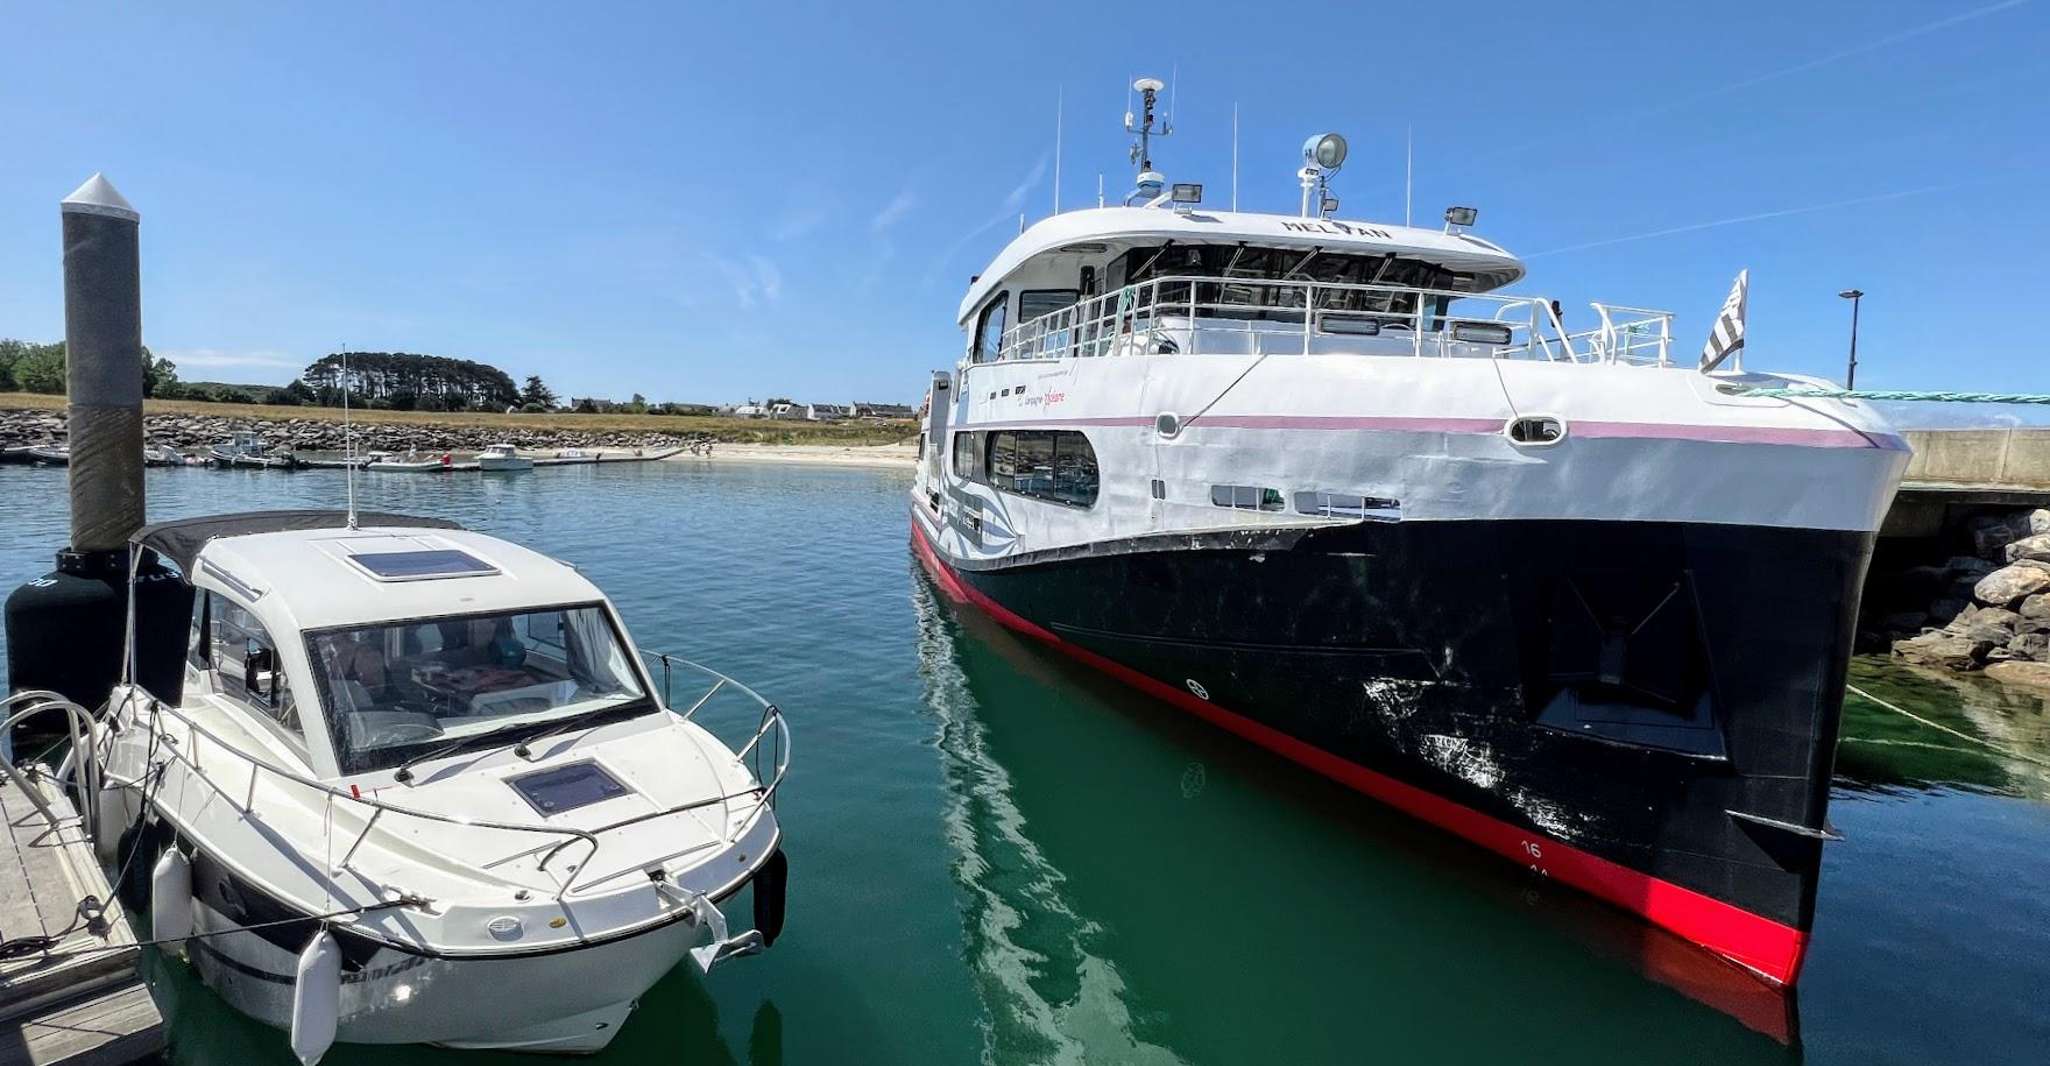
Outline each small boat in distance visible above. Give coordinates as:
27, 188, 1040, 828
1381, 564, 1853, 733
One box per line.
209, 430, 298, 469
477, 443, 534, 471
144, 441, 190, 466
365, 448, 447, 473
99, 510, 791, 1056
25, 443, 70, 465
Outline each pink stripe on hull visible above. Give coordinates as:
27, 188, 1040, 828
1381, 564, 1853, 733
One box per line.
957, 414, 1900, 450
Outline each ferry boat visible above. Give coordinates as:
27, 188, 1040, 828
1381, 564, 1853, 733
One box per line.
97, 510, 790, 1056
908, 79, 1908, 986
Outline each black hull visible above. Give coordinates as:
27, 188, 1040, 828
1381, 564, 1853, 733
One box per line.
911, 512, 1872, 984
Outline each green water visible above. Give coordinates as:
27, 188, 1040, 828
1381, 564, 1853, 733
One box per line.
3, 463, 2047, 1065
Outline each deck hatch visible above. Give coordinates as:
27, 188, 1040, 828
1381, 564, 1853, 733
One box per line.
507, 761, 631, 815
347, 548, 498, 581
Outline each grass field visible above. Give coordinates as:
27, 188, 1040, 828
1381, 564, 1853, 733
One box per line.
0, 392, 916, 445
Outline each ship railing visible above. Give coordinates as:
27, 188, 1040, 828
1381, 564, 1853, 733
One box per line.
108, 663, 787, 913
988, 276, 1674, 367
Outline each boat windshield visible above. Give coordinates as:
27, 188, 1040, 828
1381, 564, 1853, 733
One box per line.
306, 603, 649, 774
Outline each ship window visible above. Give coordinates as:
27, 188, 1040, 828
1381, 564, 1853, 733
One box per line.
193, 592, 305, 743
952, 432, 977, 480
986, 430, 1098, 507
1295, 491, 1401, 519
973, 292, 1009, 363
1211, 484, 1284, 511
1019, 289, 1080, 324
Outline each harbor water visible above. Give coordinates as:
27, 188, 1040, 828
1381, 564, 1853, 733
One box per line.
2, 461, 2047, 1065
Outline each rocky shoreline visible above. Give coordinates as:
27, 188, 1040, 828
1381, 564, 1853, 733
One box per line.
0, 408, 710, 453
1881, 508, 2050, 689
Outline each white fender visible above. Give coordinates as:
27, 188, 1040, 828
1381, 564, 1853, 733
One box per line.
148, 849, 192, 957
291, 929, 341, 1066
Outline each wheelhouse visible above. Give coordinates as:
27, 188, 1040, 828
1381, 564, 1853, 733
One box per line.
130, 512, 663, 782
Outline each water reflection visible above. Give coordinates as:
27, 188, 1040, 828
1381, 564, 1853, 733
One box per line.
1838, 659, 2050, 799
910, 571, 1801, 1062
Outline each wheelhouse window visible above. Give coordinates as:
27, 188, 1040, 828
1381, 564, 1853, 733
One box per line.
1110, 245, 1489, 324
1018, 289, 1080, 323
973, 293, 1009, 363
986, 430, 1099, 507
306, 604, 648, 774
189, 591, 304, 742
1211, 484, 1284, 511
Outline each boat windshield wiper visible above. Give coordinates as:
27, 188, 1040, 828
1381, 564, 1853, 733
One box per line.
390, 697, 653, 784
392, 720, 539, 784
512, 698, 650, 761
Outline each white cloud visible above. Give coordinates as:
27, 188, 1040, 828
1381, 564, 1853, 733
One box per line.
750, 256, 783, 301
159, 348, 302, 370
772, 204, 830, 242
871, 186, 917, 232
707, 254, 785, 308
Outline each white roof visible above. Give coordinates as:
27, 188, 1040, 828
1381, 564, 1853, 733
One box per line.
193, 525, 605, 632
958, 206, 1526, 323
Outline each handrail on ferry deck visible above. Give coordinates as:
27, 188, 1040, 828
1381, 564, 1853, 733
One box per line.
986, 276, 1674, 368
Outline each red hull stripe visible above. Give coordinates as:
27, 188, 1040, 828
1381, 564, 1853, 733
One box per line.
910, 517, 1809, 985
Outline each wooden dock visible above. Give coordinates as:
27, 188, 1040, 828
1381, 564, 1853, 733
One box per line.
0, 768, 162, 1066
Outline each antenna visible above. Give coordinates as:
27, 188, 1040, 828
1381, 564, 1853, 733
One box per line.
1052, 85, 1063, 215
1168, 65, 1178, 131
1231, 102, 1240, 211
1404, 126, 1413, 227
341, 344, 358, 530
1097, 173, 1105, 208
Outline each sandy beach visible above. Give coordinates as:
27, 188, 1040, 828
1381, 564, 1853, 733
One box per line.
665, 441, 917, 469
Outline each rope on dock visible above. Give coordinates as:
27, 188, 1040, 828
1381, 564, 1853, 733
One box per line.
1845, 684, 2050, 770
1727, 385, 2050, 405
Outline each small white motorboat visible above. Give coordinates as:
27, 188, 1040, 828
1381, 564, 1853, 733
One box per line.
365, 449, 447, 473
25, 443, 70, 466
477, 443, 534, 472
96, 510, 790, 1057
209, 431, 298, 469
144, 442, 189, 467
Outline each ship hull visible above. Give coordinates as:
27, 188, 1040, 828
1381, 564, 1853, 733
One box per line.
910, 509, 1871, 985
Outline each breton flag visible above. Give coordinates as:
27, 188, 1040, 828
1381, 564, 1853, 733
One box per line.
1699, 269, 1748, 371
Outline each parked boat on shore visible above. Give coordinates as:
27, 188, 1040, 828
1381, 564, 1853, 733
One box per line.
909, 80, 1908, 986
96, 510, 790, 1056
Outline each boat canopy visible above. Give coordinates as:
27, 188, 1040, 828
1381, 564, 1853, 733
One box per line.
132, 510, 462, 574
957, 206, 1526, 324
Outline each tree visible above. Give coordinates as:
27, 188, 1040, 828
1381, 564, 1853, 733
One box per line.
212, 387, 255, 405
14, 343, 67, 394
520, 375, 557, 410
266, 380, 313, 405
572, 397, 599, 414
387, 388, 418, 411
142, 347, 179, 398
301, 351, 520, 410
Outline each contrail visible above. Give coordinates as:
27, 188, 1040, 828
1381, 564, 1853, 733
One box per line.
1631, 0, 2032, 120
1499, 0, 2031, 156
1520, 183, 1972, 259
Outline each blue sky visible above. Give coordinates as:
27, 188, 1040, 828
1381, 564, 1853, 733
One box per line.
1, 0, 2045, 406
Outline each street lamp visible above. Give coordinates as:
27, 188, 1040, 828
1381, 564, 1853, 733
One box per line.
1838, 289, 1864, 389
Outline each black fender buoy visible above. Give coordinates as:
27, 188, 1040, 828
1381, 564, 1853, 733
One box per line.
753, 849, 788, 948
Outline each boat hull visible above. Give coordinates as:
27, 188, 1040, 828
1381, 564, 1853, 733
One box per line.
167, 841, 773, 1053
910, 508, 1869, 985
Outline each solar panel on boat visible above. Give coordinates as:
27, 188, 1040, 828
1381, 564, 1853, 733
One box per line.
348, 548, 498, 580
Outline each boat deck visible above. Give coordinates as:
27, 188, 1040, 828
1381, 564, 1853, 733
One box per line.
0, 770, 162, 1066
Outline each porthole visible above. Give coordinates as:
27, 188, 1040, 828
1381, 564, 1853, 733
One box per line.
1506, 415, 1567, 446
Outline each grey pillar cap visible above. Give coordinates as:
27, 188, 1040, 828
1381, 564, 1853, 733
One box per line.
61, 173, 139, 222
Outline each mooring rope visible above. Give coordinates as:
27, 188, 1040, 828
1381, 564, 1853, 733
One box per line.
1845, 683, 2050, 770
1727, 385, 2050, 405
